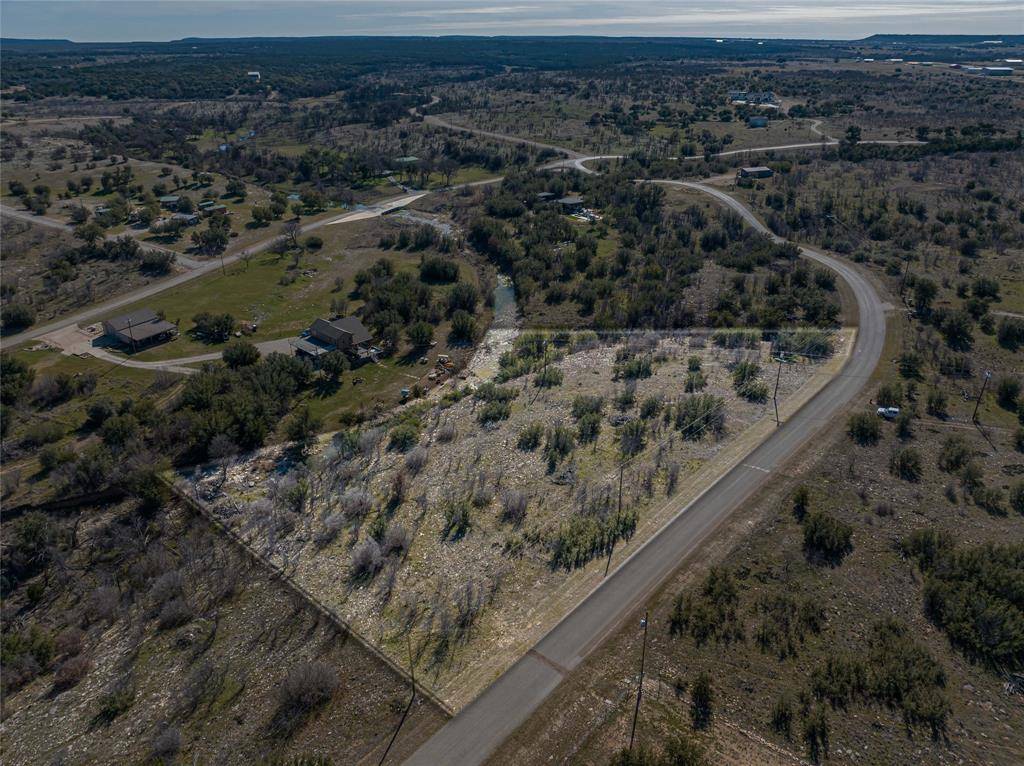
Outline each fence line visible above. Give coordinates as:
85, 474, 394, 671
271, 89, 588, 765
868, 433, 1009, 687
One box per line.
165, 477, 454, 718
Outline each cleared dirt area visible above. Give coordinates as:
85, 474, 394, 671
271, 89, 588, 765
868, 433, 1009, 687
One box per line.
188, 328, 849, 710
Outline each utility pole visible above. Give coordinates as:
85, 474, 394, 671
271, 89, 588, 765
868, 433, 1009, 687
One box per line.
972, 370, 992, 423
605, 460, 626, 577
773, 355, 784, 426
899, 255, 912, 297
378, 634, 416, 766
126, 315, 136, 354
629, 612, 649, 751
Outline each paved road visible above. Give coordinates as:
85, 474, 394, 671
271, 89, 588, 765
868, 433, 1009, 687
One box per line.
542, 136, 924, 174
412, 98, 584, 159
405, 183, 887, 765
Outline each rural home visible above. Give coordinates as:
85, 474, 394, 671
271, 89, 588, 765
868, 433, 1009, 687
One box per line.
103, 308, 177, 349
558, 195, 584, 213
292, 316, 373, 363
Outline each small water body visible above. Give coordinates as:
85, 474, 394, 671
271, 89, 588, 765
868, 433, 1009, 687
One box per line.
466, 274, 520, 382
491, 274, 518, 330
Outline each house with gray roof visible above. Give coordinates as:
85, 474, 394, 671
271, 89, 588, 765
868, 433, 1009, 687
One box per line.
103, 308, 177, 349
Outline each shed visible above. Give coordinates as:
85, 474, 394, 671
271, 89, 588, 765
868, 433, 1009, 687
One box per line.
983, 67, 1014, 76
738, 166, 774, 179
158, 195, 181, 208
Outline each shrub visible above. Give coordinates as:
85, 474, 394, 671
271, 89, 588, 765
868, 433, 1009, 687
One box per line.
383, 523, 411, 556
436, 421, 457, 443
550, 510, 637, 570
534, 366, 563, 388
684, 370, 706, 392
997, 316, 1024, 351
419, 256, 459, 283
890, 447, 922, 481
876, 382, 903, 408
690, 673, 713, 729
339, 488, 372, 520
926, 388, 948, 417
478, 400, 512, 424
545, 424, 575, 466
95, 684, 135, 724
770, 695, 793, 738
388, 423, 419, 451
571, 395, 603, 419
406, 321, 434, 347
1010, 482, 1024, 515
937, 435, 972, 472
997, 377, 1021, 410
674, 395, 726, 440
350, 539, 383, 581
53, 655, 91, 690
792, 485, 810, 520
802, 510, 852, 564
450, 310, 477, 342
670, 568, 743, 646
158, 598, 193, 630
151, 728, 181, 761
617, 355, 653, 380
517, 422, 544, 450
500, 489, 528, 524
640, 396, 662, 419
37, 440, 74, 469
442, 498, 473, 539
191, 311, 234, 342
847, 412, 880, 445
276, 661, 339, 724
1, 303, 36, 332
222, 340, 260, 368
577, 412, 601, 444
905, 538, 1024, 668
803, 706, 830, 763
619, 419, 646, 456
404, 445, 428, 475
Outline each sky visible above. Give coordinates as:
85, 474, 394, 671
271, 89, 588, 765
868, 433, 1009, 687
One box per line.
2, 0, 1022, 42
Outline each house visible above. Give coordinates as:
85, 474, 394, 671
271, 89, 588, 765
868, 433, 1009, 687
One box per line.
247, 71, 261, 82
293, 316, 373, 363
738, 166, 774, 179
747, 116, 769, 128
729, 90, 778, 106
536, 191, 556, 202
395, 156, 420, 165
172, 212, 200, 226
103, 308, 177, 349
198, 200, 216, 209
202, 204, 228, 216
158, 195, 181, 209
558, 195, 584, 213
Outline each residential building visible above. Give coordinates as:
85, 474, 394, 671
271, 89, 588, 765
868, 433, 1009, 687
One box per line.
103, 308, 177, 349
292, 316, 374, 363
558, 195, 584, 213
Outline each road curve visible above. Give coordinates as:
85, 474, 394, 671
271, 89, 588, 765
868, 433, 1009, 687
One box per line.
405, 183, 887, 766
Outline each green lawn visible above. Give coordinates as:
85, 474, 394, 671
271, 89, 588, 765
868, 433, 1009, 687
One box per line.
121, 243, 411, 361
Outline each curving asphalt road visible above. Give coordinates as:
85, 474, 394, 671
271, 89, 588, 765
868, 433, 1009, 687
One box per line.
405, 180, 887, 764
